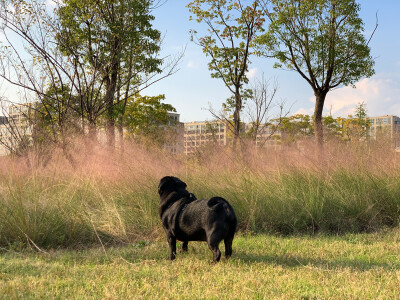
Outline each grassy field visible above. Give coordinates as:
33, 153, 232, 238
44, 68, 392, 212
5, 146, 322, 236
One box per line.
1, 231, 400, 299
1, 141, 400, 298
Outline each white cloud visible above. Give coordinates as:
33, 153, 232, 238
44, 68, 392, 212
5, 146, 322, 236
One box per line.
293, 107, 314, 115
246, 68, 257, 79
326, 74, 400, 117
46, 0, 57, 6
295, 73, 400, 117
186, 60, 199, 69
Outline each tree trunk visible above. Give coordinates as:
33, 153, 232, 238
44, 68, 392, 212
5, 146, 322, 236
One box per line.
313, 91, 327, 147
117, 117, 124, 155
106, 109, 115, 149
88, 122, 97, 144
104, 39, 120, 149
105, 70, 117, 149
233, 87, 242, 148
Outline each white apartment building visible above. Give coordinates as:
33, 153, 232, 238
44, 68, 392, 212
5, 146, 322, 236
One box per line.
184, 120, 228, 155
368, 115, 400, 145
245, 123, 281, 147
0, 104, 32, 156
163, 112, 184, 154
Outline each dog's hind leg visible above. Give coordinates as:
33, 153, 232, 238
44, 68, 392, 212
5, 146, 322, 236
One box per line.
224, 236, 233, 259
207, 233, 222, 262
181, 241, 188, 252
224, 225, 236, 259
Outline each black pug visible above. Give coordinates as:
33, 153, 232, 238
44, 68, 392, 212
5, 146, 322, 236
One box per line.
158, 176, 237, 262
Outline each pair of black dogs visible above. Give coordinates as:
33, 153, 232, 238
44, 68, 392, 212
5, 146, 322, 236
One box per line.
158, 176, 237, 262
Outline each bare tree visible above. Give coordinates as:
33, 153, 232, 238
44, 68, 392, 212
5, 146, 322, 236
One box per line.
208, 75, 289, 148
245, 75, 280, 144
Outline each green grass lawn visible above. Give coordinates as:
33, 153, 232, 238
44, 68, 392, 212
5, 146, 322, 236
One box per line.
1, 231, 400, 299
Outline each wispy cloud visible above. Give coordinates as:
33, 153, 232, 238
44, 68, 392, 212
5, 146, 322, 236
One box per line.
293, 107, 314, 115
46, 0, 58, 7
246, 68, 257, 79
294, 73, 400, 117
325, 74, 400, 117
186, 60, 199, 69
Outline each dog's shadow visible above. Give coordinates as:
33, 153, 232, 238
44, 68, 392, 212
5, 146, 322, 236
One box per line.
119, 247, 399, 272
233, 251, 400, 272
118, 241, 399, 272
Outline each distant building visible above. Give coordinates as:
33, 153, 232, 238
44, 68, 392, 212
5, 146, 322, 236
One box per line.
244, 123, 281, 147
8, 103, 32, 127
0, 103, 33, 156
163, 112, 184, 154
367, 115, 400, 146
184, 120, 228, 155
0, 121, 9, 156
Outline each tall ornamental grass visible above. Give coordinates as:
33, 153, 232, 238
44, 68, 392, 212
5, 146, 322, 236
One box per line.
0, 139, 399, 249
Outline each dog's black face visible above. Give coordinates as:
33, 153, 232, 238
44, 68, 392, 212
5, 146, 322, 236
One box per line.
158, 176, 187, 196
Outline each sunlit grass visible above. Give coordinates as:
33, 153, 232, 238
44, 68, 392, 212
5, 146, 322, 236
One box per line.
1, 232, 400, 299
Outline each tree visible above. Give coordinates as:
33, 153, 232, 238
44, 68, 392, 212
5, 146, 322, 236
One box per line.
245, 75, 289, 145
271, 113, 313, 143
121, 94, 177, 146
187, 0, 265, 146
334, 102, 369, 141
353, 101, 369, 139
56, 0, 176, 147
256, 0, 376, 146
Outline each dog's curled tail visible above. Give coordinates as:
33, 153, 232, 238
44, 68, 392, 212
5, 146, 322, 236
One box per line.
207, 197, 237, 230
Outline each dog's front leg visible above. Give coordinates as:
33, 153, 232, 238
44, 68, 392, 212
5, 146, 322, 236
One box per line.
167, 234, 177, 260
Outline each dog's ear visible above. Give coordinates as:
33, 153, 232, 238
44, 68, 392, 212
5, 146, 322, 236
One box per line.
172, 177, 187, 189
158, 176, 172, 195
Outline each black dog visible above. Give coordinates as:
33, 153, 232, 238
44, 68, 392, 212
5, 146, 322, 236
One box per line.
158, 176, 237, 262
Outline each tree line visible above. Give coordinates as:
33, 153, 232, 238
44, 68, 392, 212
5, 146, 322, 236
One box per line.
188, 0, 376, 147
0, 0, 376, 161
267, 102, 379, 144
0, 0, 181, 162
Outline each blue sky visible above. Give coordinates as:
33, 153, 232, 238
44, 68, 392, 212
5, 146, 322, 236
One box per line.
145, 0, 400, 122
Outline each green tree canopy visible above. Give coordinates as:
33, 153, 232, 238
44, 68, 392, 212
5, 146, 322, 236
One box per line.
56, 0, 165, 145
256, 0, 375, 145
121, 94, 177, 146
